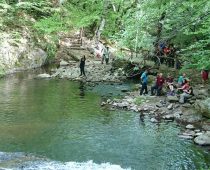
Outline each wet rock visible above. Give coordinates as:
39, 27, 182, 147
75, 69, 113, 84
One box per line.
36, 73, 51, 78
194, 98, 210, 118
194, 129, 201, 133
186, 124, 195, 130
182, 130, 195, 137
121, 88, 129, 92
178, 135, 193, 140
150, 118, 159, 123
167, 96, 179, 102
195, 132, 203, 136
163, 114, 174, 120
167, 104, 173, 110
194, 131, 210, 145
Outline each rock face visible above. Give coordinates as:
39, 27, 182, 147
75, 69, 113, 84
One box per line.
194, 131, 210, 145
0, 32, 47, 74
194, 98, 210, 118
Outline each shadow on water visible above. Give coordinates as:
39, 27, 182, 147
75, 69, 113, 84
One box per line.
79, 81, 85, 98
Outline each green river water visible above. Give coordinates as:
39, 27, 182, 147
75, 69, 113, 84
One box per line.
0, 71, 209, 170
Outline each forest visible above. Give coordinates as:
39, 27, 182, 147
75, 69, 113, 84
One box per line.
0, 0, 209, 69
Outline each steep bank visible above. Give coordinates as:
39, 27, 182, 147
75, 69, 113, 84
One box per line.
0, 32, 47, 75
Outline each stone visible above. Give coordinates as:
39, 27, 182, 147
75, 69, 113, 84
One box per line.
60, 60, 69, 66
167, 96, 179, 102
178, 135, 193, 140
182, 131, 195, 136
36, 73, 51, 78
182, 103, 192, 108
163, 114, 174, 120
150, 118, 159, 123
186, 124, 195, 130
177, 108, 202, 123
195, 132, 203, 136
121, 88, 129, 92
194, 131, 210, 145
194, 98, 210, 118
194, 129, 201, 133
167, 104, 173, 110
130, 106, 138, 112
101, 102, 106, 106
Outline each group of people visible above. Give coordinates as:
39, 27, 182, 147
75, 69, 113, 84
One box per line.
79, 45, 110, 77
140, 70, 209, 103
156, 43, 177, 68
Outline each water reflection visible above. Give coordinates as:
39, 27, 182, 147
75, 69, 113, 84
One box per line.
79, 81, 85, 98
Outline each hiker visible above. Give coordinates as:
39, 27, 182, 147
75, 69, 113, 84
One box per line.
178, 81, 193, 103
151, 73, 165, 96
201, 69, 209, 85
79, 55, 86, 76
167, 44, 175, 68
102, 46, 110, 64
177, 73, 186, 87
166, 74, 174, 95
140, 70, 148, 95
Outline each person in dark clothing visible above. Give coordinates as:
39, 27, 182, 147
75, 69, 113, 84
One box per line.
151, 73, 165, 96
79, 55, 86, 76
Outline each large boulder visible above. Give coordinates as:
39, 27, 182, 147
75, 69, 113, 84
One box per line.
194, 131, 210, 146
177, 108, 202, 123
167, 95, 179, 102
194, 98, 210, 118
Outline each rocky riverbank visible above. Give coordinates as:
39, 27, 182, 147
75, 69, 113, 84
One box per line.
101, 84, 210, 147
37, 59, 126, 82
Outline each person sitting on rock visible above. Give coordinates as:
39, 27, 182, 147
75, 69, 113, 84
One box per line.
178, 80, 193, 103
166, 73, 175, 96
79, 55, 86, 77
151, 73, 165, 96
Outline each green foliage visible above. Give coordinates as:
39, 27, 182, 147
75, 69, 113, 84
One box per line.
1, 0, 209, 69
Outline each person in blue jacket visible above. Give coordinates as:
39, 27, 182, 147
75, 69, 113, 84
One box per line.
140, 69, 148, 95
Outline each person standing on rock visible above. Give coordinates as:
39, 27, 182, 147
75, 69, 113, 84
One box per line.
140, 70, 148, 95
79, 55, 86, 77
102, 46, 110, 64
151, 73, 165, 96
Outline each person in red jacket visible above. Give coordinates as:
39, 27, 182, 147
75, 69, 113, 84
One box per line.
201, 69, 209, 85
151, 73, 165, 96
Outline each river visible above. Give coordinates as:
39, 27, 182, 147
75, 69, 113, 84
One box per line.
0, 71, 209, 170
